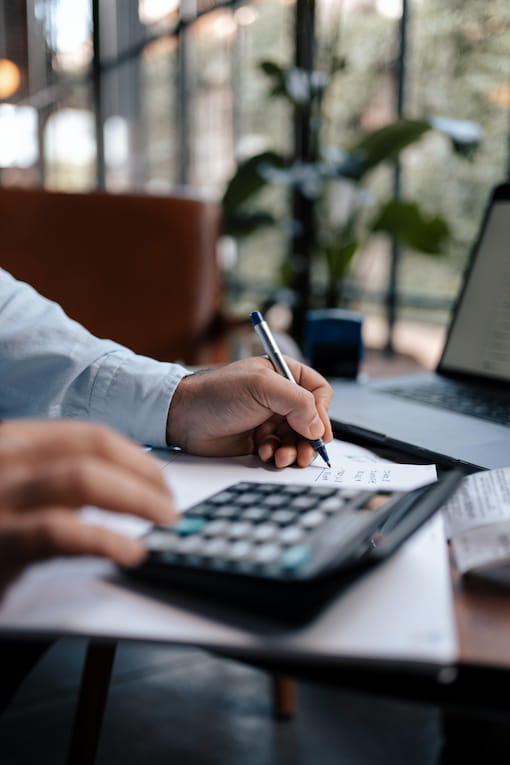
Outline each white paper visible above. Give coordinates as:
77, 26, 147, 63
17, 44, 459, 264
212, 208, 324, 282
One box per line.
159, 438, 437, 506
0, 514, 456, 666
81, 439, 436, 539
441, 467, 510, 538
0, 438, 454, 667
261, 460, 437, 491
451, 514, 510, 574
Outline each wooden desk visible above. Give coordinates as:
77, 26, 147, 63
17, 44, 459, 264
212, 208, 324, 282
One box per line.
452, 558, 510, 668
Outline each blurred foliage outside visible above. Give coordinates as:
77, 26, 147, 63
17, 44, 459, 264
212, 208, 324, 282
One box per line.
21, 0, 510, 333
218, 0, 509, 330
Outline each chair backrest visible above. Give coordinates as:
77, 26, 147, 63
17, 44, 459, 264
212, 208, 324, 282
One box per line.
0, 187, 224, 364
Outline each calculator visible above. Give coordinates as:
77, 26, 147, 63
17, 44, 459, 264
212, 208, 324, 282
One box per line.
127, 469, 462, 623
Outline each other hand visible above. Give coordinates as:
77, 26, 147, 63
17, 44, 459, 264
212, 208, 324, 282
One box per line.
0, 420, 177, 595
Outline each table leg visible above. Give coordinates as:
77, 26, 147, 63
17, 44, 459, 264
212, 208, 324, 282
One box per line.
440, 710, 510, 763
66, 640, 117, 765
272, 674, 297, 720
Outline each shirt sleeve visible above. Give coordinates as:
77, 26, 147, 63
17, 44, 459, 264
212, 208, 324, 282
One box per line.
0, 267, 189, 447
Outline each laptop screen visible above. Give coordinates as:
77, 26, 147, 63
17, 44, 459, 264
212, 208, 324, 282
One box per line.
440, 188, 510, 383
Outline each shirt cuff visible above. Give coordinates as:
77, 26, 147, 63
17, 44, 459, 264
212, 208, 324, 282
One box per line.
88, 351, 189, 447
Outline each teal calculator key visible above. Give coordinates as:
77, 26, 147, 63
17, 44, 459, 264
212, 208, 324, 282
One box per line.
174, 516, 207, 536
281, 544, 311, 573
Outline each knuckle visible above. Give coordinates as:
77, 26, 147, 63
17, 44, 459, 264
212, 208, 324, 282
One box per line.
85, 422, 115, 454
64, 458, 96, 497
37, 513, 66, 552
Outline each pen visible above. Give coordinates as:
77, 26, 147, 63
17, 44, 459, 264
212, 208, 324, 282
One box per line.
250, 310, 331, 468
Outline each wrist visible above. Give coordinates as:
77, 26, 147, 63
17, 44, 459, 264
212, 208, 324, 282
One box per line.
165, 372, 200, 450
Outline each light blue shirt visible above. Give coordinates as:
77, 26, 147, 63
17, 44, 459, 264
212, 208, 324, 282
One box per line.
0, 267, 188, 447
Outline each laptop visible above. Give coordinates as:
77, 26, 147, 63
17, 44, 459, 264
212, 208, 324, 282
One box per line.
329, 183, 510, 471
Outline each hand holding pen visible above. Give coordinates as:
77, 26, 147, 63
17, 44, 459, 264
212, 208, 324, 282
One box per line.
166, 335, 333, 468
250, 311, 332, 468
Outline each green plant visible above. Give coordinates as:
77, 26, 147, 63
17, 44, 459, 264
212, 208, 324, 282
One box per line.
222, 59, 481, 310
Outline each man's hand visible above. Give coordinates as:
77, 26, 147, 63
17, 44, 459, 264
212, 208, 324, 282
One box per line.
166, 356, 333, 469
0, 420, 177, 594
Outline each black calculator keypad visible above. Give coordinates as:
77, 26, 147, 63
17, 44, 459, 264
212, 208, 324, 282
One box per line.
129, 470, 464, 623
143, 482, 398, 581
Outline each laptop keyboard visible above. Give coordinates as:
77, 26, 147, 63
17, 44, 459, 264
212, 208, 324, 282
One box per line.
382, 379, 510, 426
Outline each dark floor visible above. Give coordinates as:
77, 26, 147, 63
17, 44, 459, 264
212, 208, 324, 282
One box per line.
0, 638, 444, 765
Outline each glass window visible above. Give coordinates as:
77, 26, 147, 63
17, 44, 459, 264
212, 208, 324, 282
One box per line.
0, 105, 38, 168
1, 0, 509, 333
38, 0, 93, 75
44, 100, 96, 190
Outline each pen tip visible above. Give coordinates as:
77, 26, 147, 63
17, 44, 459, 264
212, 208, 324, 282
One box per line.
326, 461, 331, 468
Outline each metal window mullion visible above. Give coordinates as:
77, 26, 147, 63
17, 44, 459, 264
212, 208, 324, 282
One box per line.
385, 0, 409, 355
92, 0, 105, 189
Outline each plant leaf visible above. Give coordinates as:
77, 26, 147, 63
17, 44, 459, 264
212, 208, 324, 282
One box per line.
222, 151, 287, 213
223, 211, 277, 238
371, 199, 450, 254
324, 238, 358, 280
347, 119, 431, 179
259, 60, 288, 99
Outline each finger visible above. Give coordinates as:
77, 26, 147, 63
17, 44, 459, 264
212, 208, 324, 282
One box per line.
271, 422, 317, 468
257, 434, 282, 463
284, 359, 334, 440
255, 417, 321, 467
285, 358, 334, 409
5, 457, 177, 525
317, 402, 333, 443
0, 510, 149, 570
251, 374, 325, 441
0, 421, 171, 496
253, 417, 283, 463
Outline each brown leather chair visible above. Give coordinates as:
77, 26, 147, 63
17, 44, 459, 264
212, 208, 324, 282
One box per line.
0, 186, 234, 364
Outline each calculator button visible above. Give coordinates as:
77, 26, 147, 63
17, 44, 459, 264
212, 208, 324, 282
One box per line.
271, 509, 298, 525
236, 492, 263, 505
210, 505, 238, 519
210, 491, 237, 504
228, 521, 252, 539
299, 510, 326, 529
174, 517, 207, 535
283, 485, 304, 495
202, 538, 229, 558
227, 540, 253, 561
203, 519, 229, 536
235, 482, 255, 491
263, 495, 288, 508
279, 526, 305, 546
255, 483, 281, 493
253, 543, 281, 565
290, 496, 318, 511
309, 487, 336, 497
243, 507, 269, 522
185, 502, 214, 518
280, 544, 311, 573
320, 496, 347, 513
253, 523, 279, 542
178, 536, 203, 555
146, 531, 180, 551
158, 550, 179, 564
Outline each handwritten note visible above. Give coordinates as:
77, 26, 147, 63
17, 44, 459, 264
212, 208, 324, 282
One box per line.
136, 439, 437, 517
265, 458, 436, 491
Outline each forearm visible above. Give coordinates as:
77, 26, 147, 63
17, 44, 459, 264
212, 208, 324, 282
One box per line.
0, 268, 188, 446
